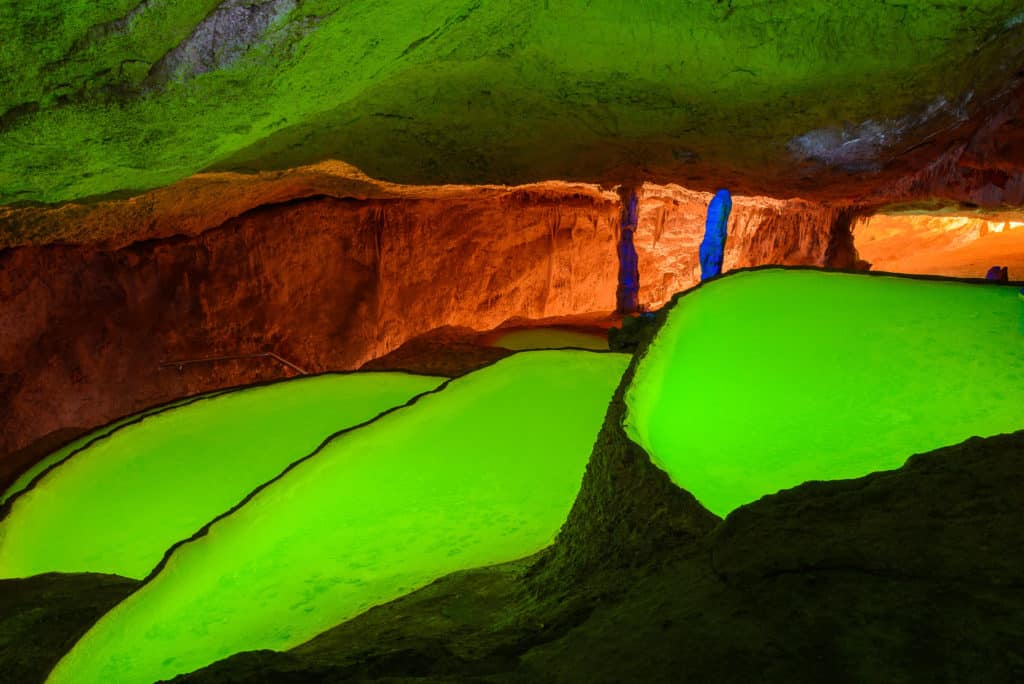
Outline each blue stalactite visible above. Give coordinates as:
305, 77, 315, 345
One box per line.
617, 190, 640, 313
700, 189, 732, 280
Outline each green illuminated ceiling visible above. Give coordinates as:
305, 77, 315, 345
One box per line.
1, 0, 1022, 204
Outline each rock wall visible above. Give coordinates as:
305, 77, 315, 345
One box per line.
0, 181, 852, 475
0, 190, 620, 466
635, 184, 855, 308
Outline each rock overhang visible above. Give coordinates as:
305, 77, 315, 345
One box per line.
1, 0, 1024, 213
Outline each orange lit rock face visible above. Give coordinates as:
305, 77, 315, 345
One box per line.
635, 184, 853, 307
0, 190, 621, 461
855, 213, 1024, 279
0, 162, 616, 250
0, 178, 852, 467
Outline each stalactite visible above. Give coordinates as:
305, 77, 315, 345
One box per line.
616, 187, 640, 314
699, 189, 732, 280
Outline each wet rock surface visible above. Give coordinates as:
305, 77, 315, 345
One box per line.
359, 326, 513, 378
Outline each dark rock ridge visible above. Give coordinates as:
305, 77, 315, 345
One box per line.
0, 573, 138, 684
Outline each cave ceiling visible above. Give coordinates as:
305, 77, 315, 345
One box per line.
1, 0, 1023, 212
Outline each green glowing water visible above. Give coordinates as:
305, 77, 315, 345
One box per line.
47, 351, 628, 684
625, 269, 1024, 517
0, 373, 443, 580
1, 393, 223, 506
492, 327, 608, 351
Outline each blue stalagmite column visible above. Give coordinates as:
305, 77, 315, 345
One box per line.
616, 188, 640, 314
700, 189, 732, 280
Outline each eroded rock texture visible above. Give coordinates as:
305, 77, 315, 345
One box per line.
635, 184, 860, 307
0, 573, 138, 684
0, 188, 622, 463
2, 2, 1024, 206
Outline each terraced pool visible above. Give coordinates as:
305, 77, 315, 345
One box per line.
46, 350, 629, 684
625, 269, 1024, 516
1, 393, 222, 506
0, 373, 443, 579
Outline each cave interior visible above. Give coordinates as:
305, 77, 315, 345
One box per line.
1, 2, 1023, 683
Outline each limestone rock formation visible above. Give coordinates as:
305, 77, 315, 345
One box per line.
634, 184, 860, 308
0, 174, 869, 466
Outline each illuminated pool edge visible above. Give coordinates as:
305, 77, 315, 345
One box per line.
623, 266, 1024, 517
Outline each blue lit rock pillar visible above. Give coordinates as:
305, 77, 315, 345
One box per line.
700, 189, 732, 280
616, 188, 640, 314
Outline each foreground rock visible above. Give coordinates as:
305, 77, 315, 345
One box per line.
0, 573, 138, 684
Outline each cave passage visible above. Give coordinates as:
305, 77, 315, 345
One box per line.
47, 350, 629, 684
624, 269, 1024, 516
855, 212, 1024, 278
0, 373, 443, 580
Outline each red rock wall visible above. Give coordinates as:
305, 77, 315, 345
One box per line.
0, 191, 620, 464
